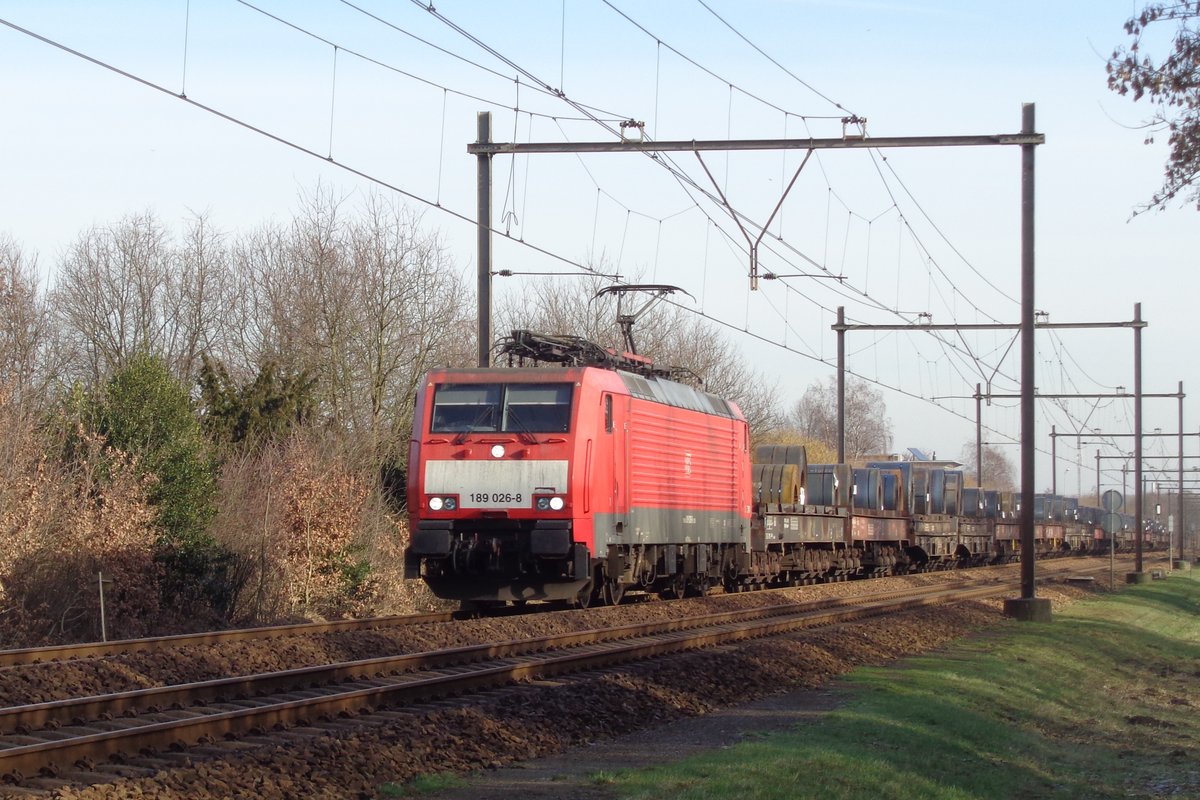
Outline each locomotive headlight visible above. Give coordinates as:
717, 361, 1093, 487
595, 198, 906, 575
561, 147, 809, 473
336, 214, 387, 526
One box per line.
491, 444, 506, 458
428, 496, 444, 511
444, 497, 457, 510
535, 495, 565, 512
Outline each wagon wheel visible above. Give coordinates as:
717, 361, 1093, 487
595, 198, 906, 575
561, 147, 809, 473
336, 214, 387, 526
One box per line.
657, 572, 686, 601
603, 578, 625, 606
659, 572, 687, 600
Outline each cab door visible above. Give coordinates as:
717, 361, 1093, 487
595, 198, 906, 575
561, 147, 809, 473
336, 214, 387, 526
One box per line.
603, 392, 630, 548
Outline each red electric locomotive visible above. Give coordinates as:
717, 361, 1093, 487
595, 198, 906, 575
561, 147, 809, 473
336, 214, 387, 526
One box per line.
405, 331, 752, 606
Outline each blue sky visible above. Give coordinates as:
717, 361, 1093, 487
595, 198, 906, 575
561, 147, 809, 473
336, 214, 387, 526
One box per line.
0, 1, 1193, 495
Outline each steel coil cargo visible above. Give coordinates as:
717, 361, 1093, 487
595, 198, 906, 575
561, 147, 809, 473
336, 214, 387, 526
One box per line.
943, 470, 964, 516
999, 491, 1018, 518
754, 444, 808, 474
806, 463, 852, 507
879, 469, 906, 512
983, 490, 1001, 518
910, 467, 930, 515
1033, 494, 1048, 521
1034, 493, 1065, 521
867, 462, 909, 513
752, 462, 802, 511
961, 487, 984, 518
927, 468, 947, 514
1063, 496, 1079, 520
852, 467, 883, 510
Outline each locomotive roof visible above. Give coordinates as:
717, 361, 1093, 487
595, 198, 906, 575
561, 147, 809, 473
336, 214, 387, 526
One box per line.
423, 366, 743, 421
615, 370, 740, 420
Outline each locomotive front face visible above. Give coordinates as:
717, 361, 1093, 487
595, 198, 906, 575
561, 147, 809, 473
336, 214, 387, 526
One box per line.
422, 382, 573, 513
406, 374, 594, 603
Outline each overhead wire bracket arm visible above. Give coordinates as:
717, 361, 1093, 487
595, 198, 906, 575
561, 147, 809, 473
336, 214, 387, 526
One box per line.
692, 148, 813, 290
467, 133, 1046, 155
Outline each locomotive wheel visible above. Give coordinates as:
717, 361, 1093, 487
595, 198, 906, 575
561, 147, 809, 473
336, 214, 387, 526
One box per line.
575, 579, 596, 609
604, 578, 625, 606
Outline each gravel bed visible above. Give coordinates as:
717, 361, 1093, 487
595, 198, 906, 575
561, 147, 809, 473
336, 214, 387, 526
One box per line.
0, 566, 1110, 800
0, 565, 1032, 707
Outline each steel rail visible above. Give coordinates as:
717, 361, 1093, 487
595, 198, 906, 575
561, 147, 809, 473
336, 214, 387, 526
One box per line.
0, 568, 1100, 783
0, 557, 1100, 668
0, 581, 992, 734
0, 610, 457, 667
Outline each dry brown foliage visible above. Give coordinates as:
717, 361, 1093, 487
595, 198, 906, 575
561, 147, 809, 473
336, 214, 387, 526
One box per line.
353, 504, 448, 616
0, 388, 162, 646
211, 431, 445, 623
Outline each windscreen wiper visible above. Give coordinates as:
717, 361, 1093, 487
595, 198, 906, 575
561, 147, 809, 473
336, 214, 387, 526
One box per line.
452, 406, 497, 445
503, 407, 540, 445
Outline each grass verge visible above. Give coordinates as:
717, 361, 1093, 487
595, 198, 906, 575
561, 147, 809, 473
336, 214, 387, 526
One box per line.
379, 771, 465, 797
606, 574, 1200, 800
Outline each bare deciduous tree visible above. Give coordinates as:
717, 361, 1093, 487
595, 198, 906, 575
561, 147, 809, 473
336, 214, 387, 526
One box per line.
167, 213, 236, 380
790, 374, 893, 458
53, 213, 171, 384
0, 235, 52, 405
1108, 2, 1200, 212
959, 442, 1017, 490
52, 212, 235, 386
231, 188, 471, 464
347, 195, 471, 456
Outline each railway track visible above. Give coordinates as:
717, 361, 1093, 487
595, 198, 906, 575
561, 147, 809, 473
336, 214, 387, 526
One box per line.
0, 556, 1106, 669
0, 564, 1103, 790
0, 610, 459, 669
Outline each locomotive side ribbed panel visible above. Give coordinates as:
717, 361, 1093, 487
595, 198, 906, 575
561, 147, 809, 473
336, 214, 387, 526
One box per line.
627, 401, 740, 512
613, 395, 747, 545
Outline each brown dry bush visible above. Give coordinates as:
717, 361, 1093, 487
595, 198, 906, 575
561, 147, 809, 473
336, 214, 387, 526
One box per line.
352, 497, 447, 616
211, 432, 445, 624
0, 390, 162, 646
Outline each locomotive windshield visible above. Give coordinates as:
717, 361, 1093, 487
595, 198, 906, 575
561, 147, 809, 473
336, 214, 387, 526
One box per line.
431, 382, 573, 433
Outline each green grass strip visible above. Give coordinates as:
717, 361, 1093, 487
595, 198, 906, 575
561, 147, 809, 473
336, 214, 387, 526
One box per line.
609, 574, 1200, 800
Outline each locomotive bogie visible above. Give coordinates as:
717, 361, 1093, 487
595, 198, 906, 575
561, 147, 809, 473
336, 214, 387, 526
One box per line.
956, 519, 994, 565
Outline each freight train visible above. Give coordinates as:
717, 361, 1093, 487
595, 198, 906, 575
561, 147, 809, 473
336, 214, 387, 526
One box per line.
404, 330, 1158, 606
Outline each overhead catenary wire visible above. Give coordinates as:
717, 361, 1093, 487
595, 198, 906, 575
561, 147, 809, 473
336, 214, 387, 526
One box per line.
345, 0, 1048, 414
3, 10, 1116, 457
238, 0, 625, 124
599, 0, 849, 120
394, 0, 915, 318
691, 0, 855, 115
